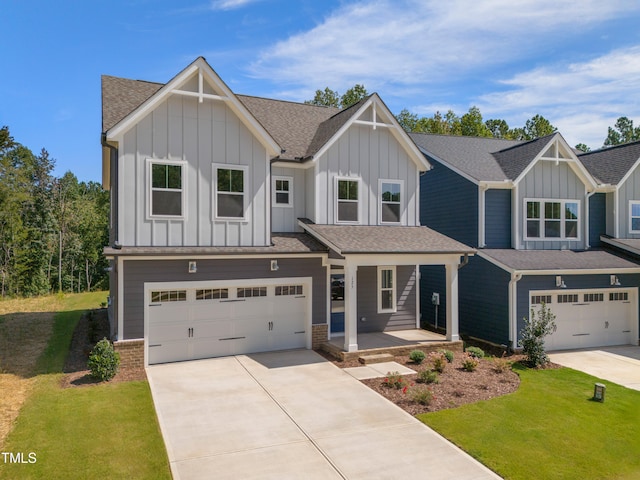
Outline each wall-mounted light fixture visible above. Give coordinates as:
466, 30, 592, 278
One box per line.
556, 275, 566, 288
270, 260, 279, 271
610, 275, 621, 286
188, 261, 197, 274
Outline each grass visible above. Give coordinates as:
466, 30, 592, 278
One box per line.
418, 363, 640, 480
0, 292, 170, 480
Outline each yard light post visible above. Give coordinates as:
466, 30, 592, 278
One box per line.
593, 383, 606, 402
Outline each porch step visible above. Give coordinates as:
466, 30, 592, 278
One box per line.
358, 353, 394, 365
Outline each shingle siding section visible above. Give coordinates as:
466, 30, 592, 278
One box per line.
485, 189, 511, 248
589, 193, 606, 247
420, 157, 478, 248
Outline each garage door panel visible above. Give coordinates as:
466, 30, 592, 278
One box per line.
149, 341, 190, 365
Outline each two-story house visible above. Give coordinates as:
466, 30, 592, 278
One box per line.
411, 132, 640, 352
101, 57, 474, 367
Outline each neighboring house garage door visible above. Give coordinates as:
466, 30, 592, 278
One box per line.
529, 289, 638, 351
146, 278, 311, 364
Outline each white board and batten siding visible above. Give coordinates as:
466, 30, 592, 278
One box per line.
118, 94, 270, 247
518, 160, 586, 250
617, 165, 640, 239
271, 166, 306, 232
314, 124, 419, 226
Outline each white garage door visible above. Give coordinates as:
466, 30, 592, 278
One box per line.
147, 278, 310, 364
529, 289, 638, 351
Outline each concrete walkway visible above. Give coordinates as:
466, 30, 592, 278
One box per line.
147, 349, 500, 480
549, 346, 640, 391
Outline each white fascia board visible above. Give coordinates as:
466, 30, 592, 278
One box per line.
341, 252, 471, 267
116, 253, 327, 261
105, 58, 281, 157
479, 180, 514, 189
271, 160, 313, 169
416, 146, 480, 185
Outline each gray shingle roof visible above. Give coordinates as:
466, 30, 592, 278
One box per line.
480, 248, 640, 271
300, 220, 475, 255
102, 75, 162, 132
492, 134, 555, 181
103, 233, 328, 256
579, 141, 640, 185
409, 133, 522, 181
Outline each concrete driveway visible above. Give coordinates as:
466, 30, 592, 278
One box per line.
147, 349, 500, 480
549, 346, 640, 391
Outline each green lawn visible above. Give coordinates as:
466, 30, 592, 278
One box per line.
0, 292, 171, 480
419, 364, 640, 480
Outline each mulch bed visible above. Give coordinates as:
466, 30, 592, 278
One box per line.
61, 309, 146, 388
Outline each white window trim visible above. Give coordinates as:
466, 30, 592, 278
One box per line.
334, 176, 361, 224
378, 179, 404, 225
213, 163, 249, 222
377, 266, 397, 313
523, 198, 581, 241
629, 200, 640, 234
272, 175, 293, 208
147, 158, 187, 220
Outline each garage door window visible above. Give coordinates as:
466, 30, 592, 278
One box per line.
196, 288, 228, 300
531, 295, 552, 304
151, 290, 187, 303
557, 294, 578, 303
610, 292, 629, 301
275, 285, 303, 296
238, 287, 267, 298
584, 293, 603, 302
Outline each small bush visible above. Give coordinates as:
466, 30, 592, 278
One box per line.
416, 369, 439, 384
520, 302, 557, 367
87, 338, 120, 381
439, 349, 454, 363
383, 371, 409, 390
429, 352, 447, 373
491, 357, 512, 373
410, 386, 434, 406
466, 346, 485, 359
409, 349, 425, 364
461, 355, 479, 372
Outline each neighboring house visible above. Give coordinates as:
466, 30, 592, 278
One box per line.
101, 57, 473, 366
411, 132, 640, 351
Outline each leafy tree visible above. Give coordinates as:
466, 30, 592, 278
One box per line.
485, 118, 515, 139
575, 143, 591, 153
305, 87, 340, 108
396, 109, 420, 132
340, 84, 368, 108
603, 116, 640, 146
514, 114, 557, 141
460, 106, 492, 138
519, 303, 557, 367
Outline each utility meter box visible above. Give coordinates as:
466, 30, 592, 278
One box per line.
431, 293, 440, 306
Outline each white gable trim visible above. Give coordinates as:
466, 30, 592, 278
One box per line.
105, 57, 281, 157
614, 155, 640, 189
513, 133, 597, 190
312, 94, 430, 171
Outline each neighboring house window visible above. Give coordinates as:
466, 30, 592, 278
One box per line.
630, 201, 640, 233
525, 199, 579, 240
273, 176, 293, 207
214, 165, 248, 220
149, 160, 185, 217
336, 177, 360, 223
379, 180, 403, 224
378, 266, 396, 313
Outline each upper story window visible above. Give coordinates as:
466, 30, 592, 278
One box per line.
214, 164, 248, 220
379, 180, 403, 224
273, 176, 293, 208
525, 199, 579, 241
630, 201, 640, 233
336, 177, 360, 223
149, 160, 185, 218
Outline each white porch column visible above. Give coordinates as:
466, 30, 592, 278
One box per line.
445, 263, 460, 342
343, 261, 358, 352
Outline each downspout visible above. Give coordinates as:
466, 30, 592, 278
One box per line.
478, 184, 488, 248
508, 272, 523, 352
585, 190, 596, 249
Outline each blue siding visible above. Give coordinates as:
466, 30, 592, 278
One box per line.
420, 157, 478, 247
420, 265, 446, 329
589, 193, 606, 247
485, 189, 511, 248
515, 273, 640, 345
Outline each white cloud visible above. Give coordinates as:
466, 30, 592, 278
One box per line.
210, 0, 261, 11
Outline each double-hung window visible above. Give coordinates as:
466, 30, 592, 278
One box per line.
525, 199, 579, 240
336, 177, 360, 223
378, 266, 396, 313
630, 201, 640, 233
149, 160, 185, 218
214, 165, 247, 220
273, 176, 293, 207
379, 180, 403, 224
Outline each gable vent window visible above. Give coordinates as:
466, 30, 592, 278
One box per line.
150, 162, 184, 217
336, 178, 359, 223
531, 295, 552, 305
215, 165, 247, 220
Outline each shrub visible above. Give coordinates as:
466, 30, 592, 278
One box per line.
383, 371, 409, 389
439, 349, 454, 363
87, 338, 120, 381
410, 386, 434, 406
416, 369, 439, 384
519, 302, 557, 367
409, 349, 425, 364
429, 352, 447, 373
491, 356, 512, 373
466, 346, 485, 359
461, 355, 479, 372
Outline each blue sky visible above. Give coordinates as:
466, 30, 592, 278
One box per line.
3, 0, 640, 182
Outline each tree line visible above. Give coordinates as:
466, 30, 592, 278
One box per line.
0, 126, 109, 298
306, 85, 638, 151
